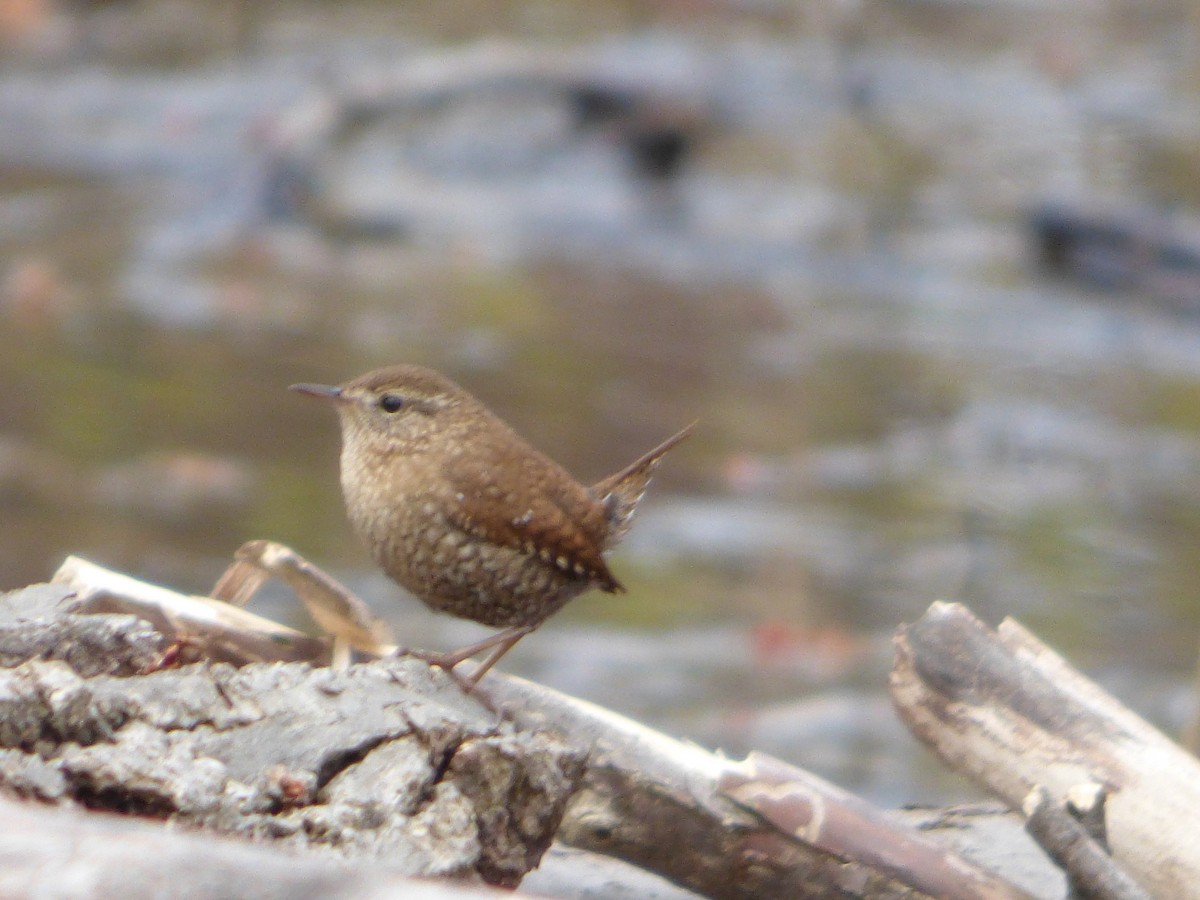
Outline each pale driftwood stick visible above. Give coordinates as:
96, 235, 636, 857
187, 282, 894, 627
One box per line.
53, 555, 329, 665
50, 556, 1035, 900
890, 601, 1200, 898
211, 540, 395, 668
1022, 788, 1150, 900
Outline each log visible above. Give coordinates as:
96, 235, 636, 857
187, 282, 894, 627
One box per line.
51, 557, 328, 665
42, 556, 1043, 899
1, 581, 585, 890
0, 793, 510, 899
890, 601, 1200, 899
495, 674, 1035, 900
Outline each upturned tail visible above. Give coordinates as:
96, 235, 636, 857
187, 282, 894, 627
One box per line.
591, 422, 695, 550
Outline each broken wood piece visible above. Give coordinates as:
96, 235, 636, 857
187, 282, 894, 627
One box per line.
890, 601, 1200, 898
212, 540, 396, 666
54, 555, 329, 665
210, 550, 269, 609
1022, 787, 1150, 900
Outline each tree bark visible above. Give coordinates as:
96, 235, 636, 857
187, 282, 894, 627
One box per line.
1, 582, 585, 890
0, 793, 511, 899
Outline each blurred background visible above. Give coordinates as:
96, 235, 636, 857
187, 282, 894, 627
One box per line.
2, 0, 1200, 806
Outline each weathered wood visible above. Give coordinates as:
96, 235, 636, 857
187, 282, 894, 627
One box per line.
721, 753, 1026, 900
488, 666, 1034, 899
0, 583, 165, 676
0, 653, 584, 886
55, 555, 328, 665
892, 804, 1066, 900
1022, 787, 1150, 900
211, 540, 396, 668
1, 573, 585, 890
890, 601, 1200, 899
0, 793, 512, 899
44, 558, 1045, 899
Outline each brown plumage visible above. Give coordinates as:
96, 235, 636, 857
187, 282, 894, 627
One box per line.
292, 364, 692, 685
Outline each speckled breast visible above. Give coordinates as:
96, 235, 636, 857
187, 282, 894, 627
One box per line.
353, 495, 593, 628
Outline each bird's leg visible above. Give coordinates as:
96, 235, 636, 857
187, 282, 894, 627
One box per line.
462, 625, 535, 688
412, 624, 535, 690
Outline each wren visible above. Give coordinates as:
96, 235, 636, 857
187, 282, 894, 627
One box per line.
291, 364, 692, 686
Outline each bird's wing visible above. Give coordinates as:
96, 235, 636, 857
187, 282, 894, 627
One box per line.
441, 439, 624, 593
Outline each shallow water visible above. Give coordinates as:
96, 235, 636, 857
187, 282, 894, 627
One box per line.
3, 0, 1200, 803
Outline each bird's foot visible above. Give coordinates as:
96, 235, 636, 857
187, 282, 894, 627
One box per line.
395, 625, 535, 693
394, 648, 483, 694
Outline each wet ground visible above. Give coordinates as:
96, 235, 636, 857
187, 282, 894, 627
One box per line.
3, 0, 1200, 804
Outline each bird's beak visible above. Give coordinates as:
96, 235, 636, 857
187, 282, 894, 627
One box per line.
289, 383, 346, 402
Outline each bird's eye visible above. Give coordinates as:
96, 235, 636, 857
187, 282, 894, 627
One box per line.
379, 394, 405, 413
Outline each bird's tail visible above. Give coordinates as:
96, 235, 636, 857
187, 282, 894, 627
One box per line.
591, 421, 695, 550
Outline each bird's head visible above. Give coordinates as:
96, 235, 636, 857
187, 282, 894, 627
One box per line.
291, 364, 474, 459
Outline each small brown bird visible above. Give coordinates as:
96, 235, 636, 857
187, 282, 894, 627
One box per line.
292, 364, 692, 686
